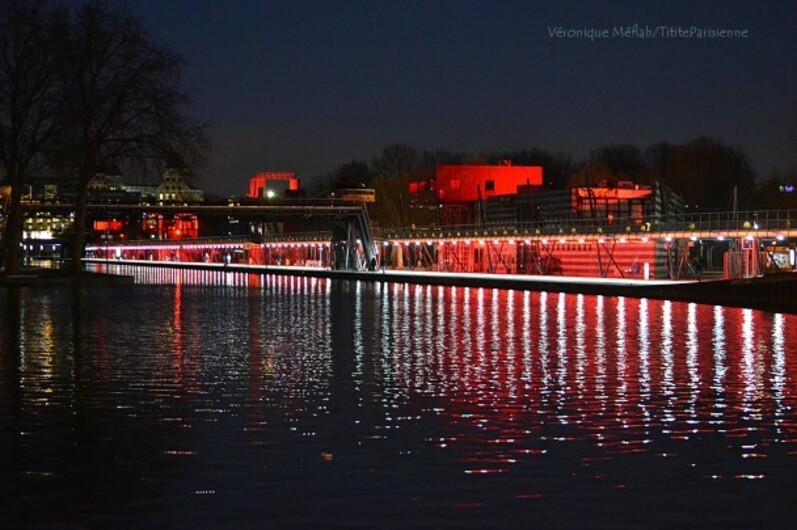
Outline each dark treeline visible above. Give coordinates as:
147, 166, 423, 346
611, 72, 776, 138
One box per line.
0, 0, 207, 276
310, 138, 795, 227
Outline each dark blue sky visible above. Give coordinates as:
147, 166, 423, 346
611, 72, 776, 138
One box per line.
129, 0, 797, 195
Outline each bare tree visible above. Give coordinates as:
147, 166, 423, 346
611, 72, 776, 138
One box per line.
369, 144, 418, 228
368, 172, 409, 227
371, 144, 418, 178
50, 0, 207, 275
0, 0, 66, 275
645, 137, 755, 210
590, 144, 652, 184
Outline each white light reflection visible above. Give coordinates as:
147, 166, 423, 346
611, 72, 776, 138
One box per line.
660, 300, 675, 422
556, 292, 568, 420
450, 286, 463, 386
711, 305, 726, 428
379, 278, 394, 384
475, 288, 486, 381
399, 283, 412, 388
771, 313, 786, 431
638, 298, 651, 399
575, 294, 586, 397
410, 284, 425, 389
521, 291, 532, 384
538, 291, 551, 391
418, 284, 434, 388
686, 303, 699, 421
741, 308, 758, 402
462, 287, 473, 387
595, 295, 607, 411
435, 285, 447, 392
491, 288, 502, 355
352, 281, 364, 391
615, 297, 627, 403
505, 290, 517, 399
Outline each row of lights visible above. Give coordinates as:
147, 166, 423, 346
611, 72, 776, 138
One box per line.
382, 236, 651, 247
91, 234, 791, 253
86, 243, 245, 251
381, 234, 790, 247
670, 234, 787, 243
262, 242, 328, 248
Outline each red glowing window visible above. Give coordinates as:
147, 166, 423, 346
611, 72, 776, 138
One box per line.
450, 179, 460, 191
93, 220, 123, 232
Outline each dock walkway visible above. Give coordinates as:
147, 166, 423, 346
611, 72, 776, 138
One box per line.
84, 258, 797, 314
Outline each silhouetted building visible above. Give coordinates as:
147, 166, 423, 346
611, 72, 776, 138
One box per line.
157, 169, 203, 204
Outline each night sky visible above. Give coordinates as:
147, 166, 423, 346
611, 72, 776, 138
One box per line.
128, 0, 797, 196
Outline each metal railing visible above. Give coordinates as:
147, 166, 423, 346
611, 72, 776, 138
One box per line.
259, 231, 331, 243
82, 209, 797, 247
98, 231, 337, 247
375, 210, 797, 240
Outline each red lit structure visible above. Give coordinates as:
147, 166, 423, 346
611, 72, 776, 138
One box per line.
93, 219, 124, 233
93, 219, 126, 242
410, 164, 543, 203
140, 213, 200, 240
571, 184, 653, 223
409, 164, 543, 225
409, 163, 681, 227
248, 172, 300, 199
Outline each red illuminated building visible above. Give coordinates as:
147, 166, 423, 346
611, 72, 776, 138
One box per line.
409, 162, 683, 227
248, 172, 300, 199
409, 163, 544, 225
410, 163, 543, 203
570, 183, 653, 223
93, 219, 126, 241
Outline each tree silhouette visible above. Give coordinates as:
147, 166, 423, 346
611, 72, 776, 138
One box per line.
589, 144, 653, 184
371, 144, 418, 178
648, 137, 755, 210
486, 149, 576, 188
330, 160, 372, 189
0, 0, 66, 275
49, 0, 207, 275
369, 144, 418, 228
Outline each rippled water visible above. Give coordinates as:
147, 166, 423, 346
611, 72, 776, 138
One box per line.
1, 267, 797, 528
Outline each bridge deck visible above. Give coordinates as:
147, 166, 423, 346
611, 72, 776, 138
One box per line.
83, 258, 797, 313
86, 258, 692, 289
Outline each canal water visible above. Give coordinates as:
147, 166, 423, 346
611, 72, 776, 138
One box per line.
1, 267, 796, 528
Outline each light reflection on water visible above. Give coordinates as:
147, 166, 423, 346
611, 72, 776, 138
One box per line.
1, 265, 797, 527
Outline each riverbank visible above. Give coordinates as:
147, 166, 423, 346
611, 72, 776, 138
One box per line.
84, 258, 797, 313
0, 266, 134, 286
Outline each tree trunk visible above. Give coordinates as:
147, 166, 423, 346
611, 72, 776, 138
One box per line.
2, 183, 25, 275
70, 182, 89, 276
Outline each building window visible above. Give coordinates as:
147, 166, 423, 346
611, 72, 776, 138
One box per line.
485, 180, 494, 192
450, 179, 460, 191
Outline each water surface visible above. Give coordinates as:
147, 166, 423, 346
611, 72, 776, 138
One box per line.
1, 267, 796, 528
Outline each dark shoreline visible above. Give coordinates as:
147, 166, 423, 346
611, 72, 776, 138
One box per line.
0, 267, 134, 286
